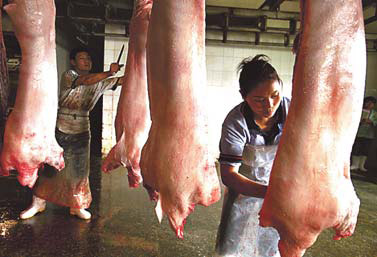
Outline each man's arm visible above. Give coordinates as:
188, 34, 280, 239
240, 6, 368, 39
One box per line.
116, 75, 125, 86
73, 63, 122, 87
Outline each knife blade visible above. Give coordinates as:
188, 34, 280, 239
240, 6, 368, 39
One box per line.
116, 44, 125, 64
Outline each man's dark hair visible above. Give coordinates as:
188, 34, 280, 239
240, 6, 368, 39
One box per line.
69, 47, 91, 61
238, 54, 282, 98
364, 96, 377, 105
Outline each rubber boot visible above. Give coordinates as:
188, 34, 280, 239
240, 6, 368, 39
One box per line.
70, 208, 91, 220
20, 195, 46, 219
350, 156, 360, 171
359, 156, 368, 172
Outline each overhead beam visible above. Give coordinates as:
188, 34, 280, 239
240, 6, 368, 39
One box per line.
362, 0, 377, 9
365, 15, 377, 25
207, 5, 300, 19
364, 2, 377, 24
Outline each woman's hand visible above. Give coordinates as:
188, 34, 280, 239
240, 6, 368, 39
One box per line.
220, 163, 268, 198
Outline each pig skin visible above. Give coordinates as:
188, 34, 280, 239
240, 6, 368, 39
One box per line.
259, 0, 364, 256
101, 0, 152, 188
140, 0, 221, 238
0, 0, 64, 188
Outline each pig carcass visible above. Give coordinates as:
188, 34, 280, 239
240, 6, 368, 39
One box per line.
0, 0, 64, 188
140, 0, 221, 238
101, 0, 152, 188
0, 0, 10, 148
259, 0, 364, 256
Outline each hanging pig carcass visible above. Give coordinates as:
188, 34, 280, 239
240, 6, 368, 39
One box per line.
101, 0, 152, 188
140, 0, 221, 238
259, 0, 364, 256
0, 0, 64, 188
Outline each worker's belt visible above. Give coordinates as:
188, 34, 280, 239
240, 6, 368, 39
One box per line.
58, 108, 89, 120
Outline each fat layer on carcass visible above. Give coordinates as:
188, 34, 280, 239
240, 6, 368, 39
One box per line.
140, 0, 221, 238
101, 0, 152, 188
259, 0, 364, 256
0, 0, 64, 188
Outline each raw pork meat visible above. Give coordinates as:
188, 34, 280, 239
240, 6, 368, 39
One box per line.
0, 0, 10, 149
0, 0, 64, 188
101, 0, 152, 188
259, 0, 364, 256
140, 0, 221, 238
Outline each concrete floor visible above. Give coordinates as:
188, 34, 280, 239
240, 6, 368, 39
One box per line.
0, 156, 376, 257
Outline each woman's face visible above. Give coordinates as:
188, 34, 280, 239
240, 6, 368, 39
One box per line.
71, 51, 92, 74
244, 79, 282, 119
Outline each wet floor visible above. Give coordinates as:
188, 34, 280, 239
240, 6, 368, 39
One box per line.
0, 156, 376, 257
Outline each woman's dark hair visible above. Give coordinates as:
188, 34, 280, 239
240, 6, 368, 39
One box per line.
69, 47, 91, 61
364, 96, 377, 106
238, 54, 282, 98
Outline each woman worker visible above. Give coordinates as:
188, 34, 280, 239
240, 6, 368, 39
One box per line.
215, 55, 290, 257
20, 47, 124, 220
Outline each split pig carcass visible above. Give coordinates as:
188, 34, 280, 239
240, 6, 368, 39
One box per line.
259, 0, 364, 256
140, 0, 221, 238
101, 0, 152, 188
0, 0, 64, 188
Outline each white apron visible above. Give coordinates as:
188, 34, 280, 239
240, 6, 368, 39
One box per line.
215, 144, 281, 257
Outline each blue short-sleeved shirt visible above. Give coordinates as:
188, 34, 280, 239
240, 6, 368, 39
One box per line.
219, 97, 290, 167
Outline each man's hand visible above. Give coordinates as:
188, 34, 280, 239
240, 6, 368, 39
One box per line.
109, 63, 124, 75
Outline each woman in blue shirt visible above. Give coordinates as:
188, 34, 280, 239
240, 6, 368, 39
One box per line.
215, 55, 290, 257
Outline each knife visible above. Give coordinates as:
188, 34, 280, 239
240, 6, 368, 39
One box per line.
114, 44, 125, 86
116, 44, 125, 64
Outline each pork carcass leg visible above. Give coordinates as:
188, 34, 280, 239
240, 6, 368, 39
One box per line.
140, 0, 221, 238
101, 0, 152, 188
0, 0, 64, 188
259, 0, 364, 256
0, 0, 10, 149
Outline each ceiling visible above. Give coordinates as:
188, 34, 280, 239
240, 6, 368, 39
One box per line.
1, 0, 376, 51
53, 0, 377, 51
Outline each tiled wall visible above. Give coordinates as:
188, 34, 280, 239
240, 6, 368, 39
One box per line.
366, 52, 377, 98
102, 24, 377, 159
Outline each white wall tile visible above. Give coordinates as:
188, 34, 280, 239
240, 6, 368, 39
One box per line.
112, 94, 120, 111
223, 47, 234, 57
104, 39, 115, 51
212, 71, 223, 86
102, 94, 113, 111
233, 47, 244, 58
102, 124, 113, 140
103, 110, 113, 126
222, 71, 236, 86
104, 50, 114, 65
206, 45, 223, 56
223, 56, 235, 72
